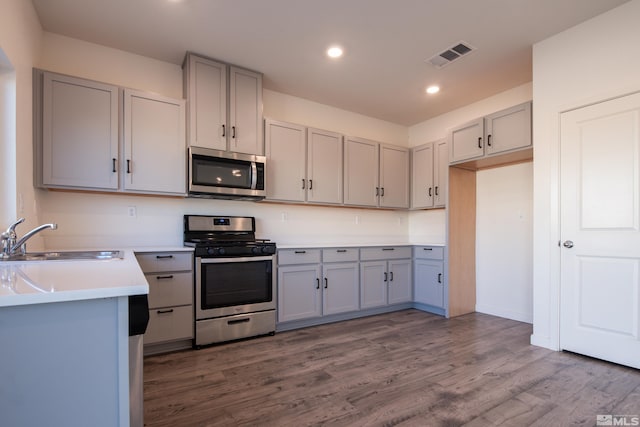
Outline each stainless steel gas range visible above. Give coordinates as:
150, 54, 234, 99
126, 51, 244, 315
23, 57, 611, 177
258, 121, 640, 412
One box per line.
183, 215, 276, 347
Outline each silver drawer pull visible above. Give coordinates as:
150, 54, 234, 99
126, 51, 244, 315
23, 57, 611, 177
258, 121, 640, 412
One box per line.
294, 250, 306, 254
157, 309, 174, 315
382, 248, 395, 251
423, 248, 433, 251
156, 255, 174, 259
156, 275, 174, 280
336, 249, 347, 253
228, 318, 250, 325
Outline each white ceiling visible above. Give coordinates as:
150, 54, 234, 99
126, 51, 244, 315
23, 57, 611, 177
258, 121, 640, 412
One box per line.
31, 0, 629, 126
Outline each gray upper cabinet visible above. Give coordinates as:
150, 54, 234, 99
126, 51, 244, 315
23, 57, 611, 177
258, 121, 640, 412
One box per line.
184, 53, 263, 155
184, 55, 227, 151
449, 101, 532, 165
344, 136, 409, 208
229, 66, 263, 155
412, 139, 448, 209
265, 119, 342, 204
449, 117, 484, 163
379, 144, 410, 208
37, 71, 186, 196
484, 102, 532, 156
343, 136, 379, 207
123, 89, 186, 195
307, 127, 343, 204
39, 71, 119, 190
265, 119, 307, 202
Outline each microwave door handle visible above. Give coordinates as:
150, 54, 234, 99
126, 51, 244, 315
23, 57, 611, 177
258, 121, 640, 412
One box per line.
251, 162, 258, 190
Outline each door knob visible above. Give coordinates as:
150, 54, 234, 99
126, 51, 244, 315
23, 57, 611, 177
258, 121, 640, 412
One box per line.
563, 240, 574, 248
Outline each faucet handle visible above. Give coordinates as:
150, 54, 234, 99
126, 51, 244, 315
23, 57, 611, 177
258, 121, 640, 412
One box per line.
6, 218, 25, 234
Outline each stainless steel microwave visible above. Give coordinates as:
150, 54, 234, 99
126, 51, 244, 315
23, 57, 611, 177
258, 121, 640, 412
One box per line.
188, 147, 266, 200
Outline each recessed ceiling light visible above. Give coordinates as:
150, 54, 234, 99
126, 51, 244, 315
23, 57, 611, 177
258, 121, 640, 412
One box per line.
426, 85, 440, 94
327, 46, 344, 59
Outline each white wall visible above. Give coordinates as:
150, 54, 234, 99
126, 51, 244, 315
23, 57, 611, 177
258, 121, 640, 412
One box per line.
0, 0, 42, 239
532, 0, 640, 350
0, 50, 16, 228
476, 162, 533, 323
35, 33, 411, 249
408, 83, 533, 322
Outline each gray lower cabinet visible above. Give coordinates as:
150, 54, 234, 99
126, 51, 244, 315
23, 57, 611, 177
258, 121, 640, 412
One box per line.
135, 251, 194, 355
322, 249, 360, 315
413, 246, 446, 314
277, 245, 449, 330
277, 248, 359, 323
277, 249, 322, 323
360, 246, 412, 309
278, 263, 322, 322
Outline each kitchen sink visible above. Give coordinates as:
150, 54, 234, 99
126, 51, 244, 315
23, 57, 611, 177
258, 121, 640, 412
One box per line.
1, 250, 124, 262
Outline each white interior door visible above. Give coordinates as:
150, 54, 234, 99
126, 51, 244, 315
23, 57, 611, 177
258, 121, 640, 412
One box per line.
560, 92, 640, 369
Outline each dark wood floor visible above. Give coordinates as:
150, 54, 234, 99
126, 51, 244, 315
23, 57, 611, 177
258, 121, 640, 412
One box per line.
143, 310, 640, 426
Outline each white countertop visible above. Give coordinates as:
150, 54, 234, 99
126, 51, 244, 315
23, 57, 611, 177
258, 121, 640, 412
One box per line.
0, 249, 149, 308
277, 242, 445, 249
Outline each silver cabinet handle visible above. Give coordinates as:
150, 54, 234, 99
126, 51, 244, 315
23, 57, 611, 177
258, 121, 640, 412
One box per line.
563, 240, 574, 248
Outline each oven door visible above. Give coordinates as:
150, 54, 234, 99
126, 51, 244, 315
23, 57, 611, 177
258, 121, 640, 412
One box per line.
195, 256, 275, 320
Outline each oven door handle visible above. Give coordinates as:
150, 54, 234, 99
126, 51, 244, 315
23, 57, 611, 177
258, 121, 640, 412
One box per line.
198, 255, 274, 264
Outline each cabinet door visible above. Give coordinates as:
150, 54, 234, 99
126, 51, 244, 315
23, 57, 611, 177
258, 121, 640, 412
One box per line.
380, 144, 410, 208
41, 72, 119, 190
123, 89, 186, 195
229, 66, 263, 155
265, 119, 307, 202
343, 137, 379, 207
322, 263, 359, 315
411, 142, 434, 209
307, 128, 343, 204
449, 117, 484, 163
414, 259, 444, 308
360, 261, 387, 309
388, 260, 412, 304
185, 54, 227, 150
484, 101, 532, 156
277, 265, 322, 323
433, 139, 448, 208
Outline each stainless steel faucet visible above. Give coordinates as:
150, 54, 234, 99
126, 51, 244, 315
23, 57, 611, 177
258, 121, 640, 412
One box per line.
1, 218, 58, 259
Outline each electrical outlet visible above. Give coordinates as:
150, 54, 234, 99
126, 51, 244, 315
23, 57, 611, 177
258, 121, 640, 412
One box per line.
281, 212, 287, 222
355, 215, 360, 225
127, 206, 137, 218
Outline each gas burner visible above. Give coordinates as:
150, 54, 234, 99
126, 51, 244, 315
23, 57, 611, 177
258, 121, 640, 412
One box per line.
184, 215, 276, 258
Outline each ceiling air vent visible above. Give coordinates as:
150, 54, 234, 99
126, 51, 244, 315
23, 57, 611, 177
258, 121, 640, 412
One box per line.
426, 41, 475, 69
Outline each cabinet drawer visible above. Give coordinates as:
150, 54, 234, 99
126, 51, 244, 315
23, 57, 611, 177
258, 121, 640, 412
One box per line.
135, 252, 192, 273
144, 305, 193, 345
360, 246, 412, 261
322, 248, 359, 263
278, 249, 322, 265
414, 246, 444, 260
147, 271, 193, 309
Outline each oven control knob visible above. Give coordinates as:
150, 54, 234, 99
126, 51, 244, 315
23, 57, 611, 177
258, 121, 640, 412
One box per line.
218, 248, 226, 256
252, 247, 261, 255
207, 247, 216, 256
